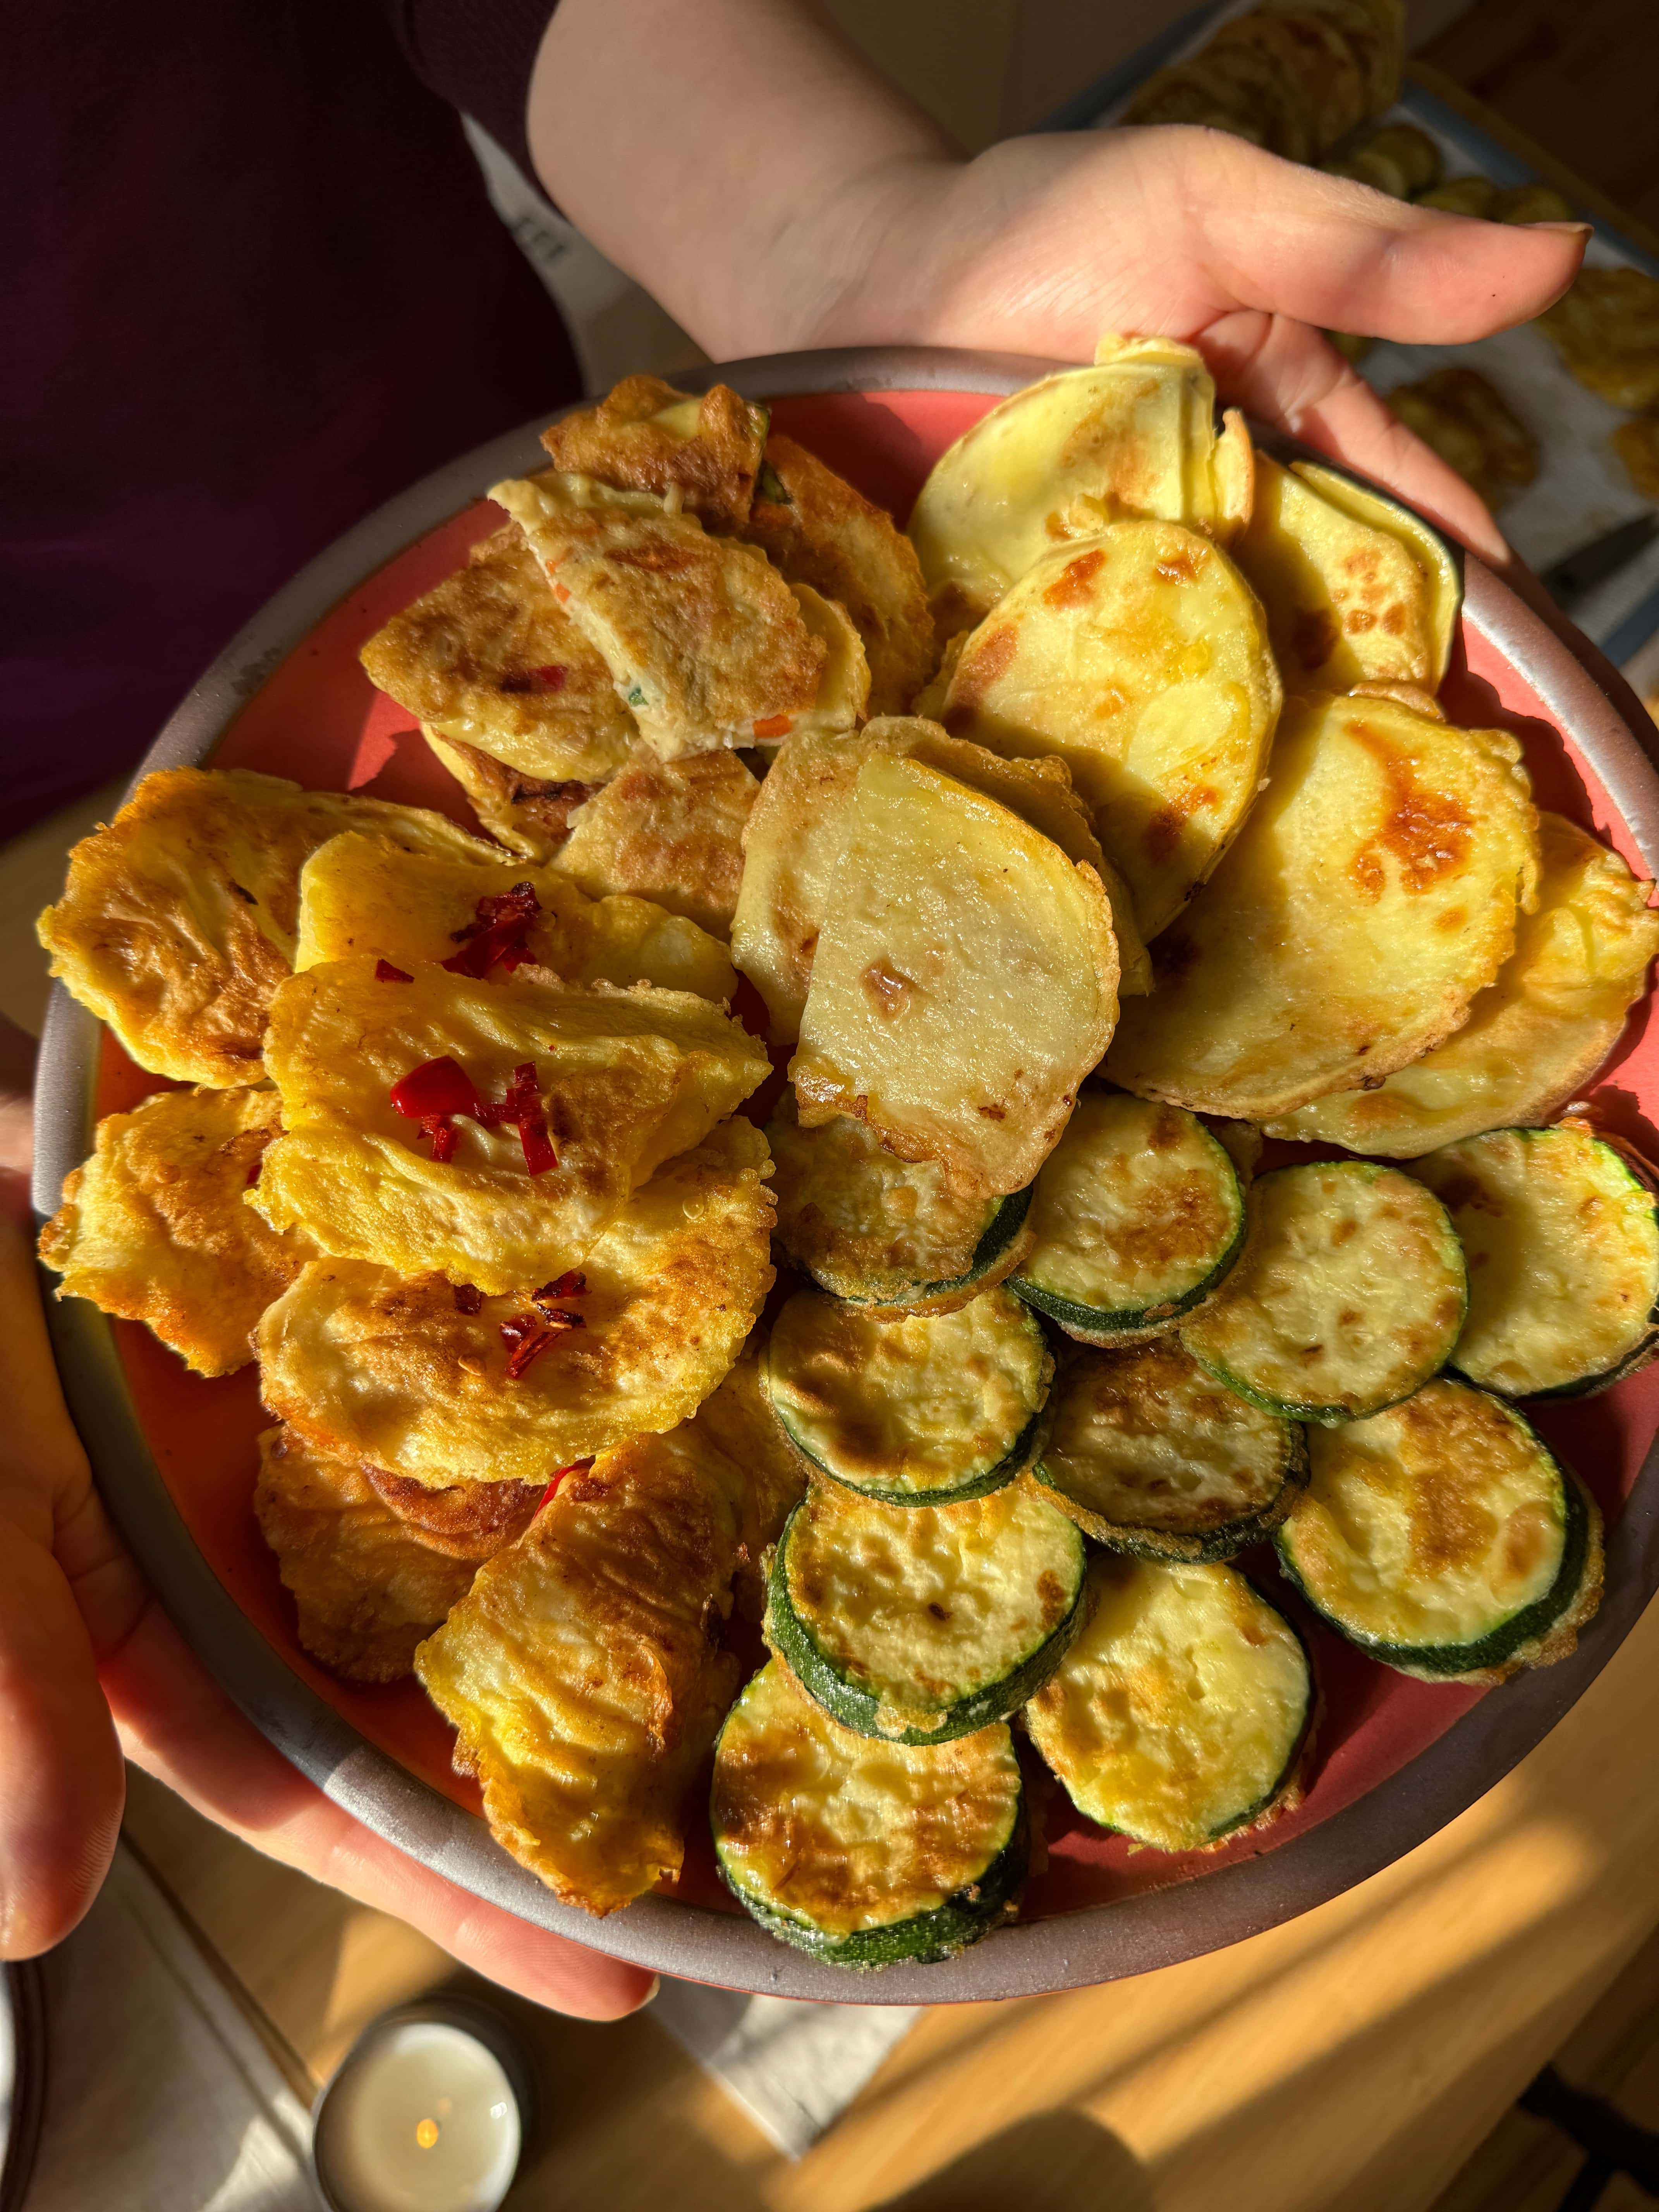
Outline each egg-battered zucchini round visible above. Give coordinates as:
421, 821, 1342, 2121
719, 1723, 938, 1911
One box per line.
1294, 459, 1463, 686
1180, 1162, 1466, 1424
762, 1286, 1053, 1506
766, 1482, 1086, 1743
1025, 1556, 1314, 1853
1031, 1338, 1307, 1562
1412, 1124, 1659, 1399
1275, 1379, 1604, 1683
767, 1095, 1034, 1317
711, 1659, 1026, 1968
1010, 1090, 1244, 1343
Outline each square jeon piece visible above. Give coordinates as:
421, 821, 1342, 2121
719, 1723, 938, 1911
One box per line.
254, 958, 768, 1291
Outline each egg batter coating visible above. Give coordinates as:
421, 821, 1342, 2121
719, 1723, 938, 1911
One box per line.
539, 376, 769, 536
552, 743, 760, 939
422, 729, 607, 861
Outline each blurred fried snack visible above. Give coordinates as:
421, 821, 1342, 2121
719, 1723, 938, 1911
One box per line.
1417, 175, 1498, 217
539, 376, 769, 536
1494, 182, 1577, 225
1614, 416, 1659, 502
253, 960, 768, 1290
414, 1425, 748, 1912
1387, 367, 1539, 509
254, 1425, 484, 1682
1539, 267, 1659, 412
687, 1339, 807, 1620
359, 527, 637, 787
295, 824, 736, 1002
1126, 0, 1402, 155
40, 1085, 311, 1376
37, 769, 469, 1086
1326, 119, 1440, 199
256, 1119, 776, 1486
551, 744, 760, 942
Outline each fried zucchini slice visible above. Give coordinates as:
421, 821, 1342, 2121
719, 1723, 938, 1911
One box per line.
767, 1092, 1034, 1317
256, 1119, 775, 1486
1267, 814, 1659, 1155
1031, 1337, 1307, 1563
908, 344, 1254, 632
490, 472, 826, 758
741, 431, 934, 716
539, 376, 769, 535
1413, 1124, 1659, 1398
789, 753, 1118, 1196
1105, 692, 1539, 1118
1025, 1556, 1314, 1853
36, 767, 471, 1085
1011, 1089, 1244, 1344
253, 959, 768, 1291
416, 1426, 746, 1915
1181, 1161, 1465, 1424
939, 521, 1281, 940
1535, 266, 1659, 413
295, 825, 737, 1002
733, 717, 1142, 1048
254, 1426, 482, 1684
39, 1085, 312, 1377
767, 1481, 1085, 1743
711, 1659, 1025, 1967
358, 526, 637, 784
1236, 453, 1456, 693
550, 742, 759, 940
689, 1339, 809, 1621
762, 1284, 1051, 1508
1276, 1381, 1603, 1683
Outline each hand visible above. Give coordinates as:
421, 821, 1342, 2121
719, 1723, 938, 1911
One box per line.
0, 1032, 650, 2018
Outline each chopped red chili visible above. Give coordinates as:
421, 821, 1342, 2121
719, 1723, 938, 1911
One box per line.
452, 1283, 484, 1315
498, 1303, 583, 1378
753, 713, 793, 740
442, 882, 540, 978
374, 960, 414, 982
388, 1055, 556, 1173
390, 1056, 483, 1120
539, 1456, 594, 1509
534, 1271, 586, 1305
422, 1114, 457, 1164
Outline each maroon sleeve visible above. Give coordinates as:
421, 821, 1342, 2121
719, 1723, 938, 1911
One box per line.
377, 0, 557, 177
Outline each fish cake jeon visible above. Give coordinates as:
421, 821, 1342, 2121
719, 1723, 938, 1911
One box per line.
414, 1424, 747, 1913
740, 431, 934, 714
37, 768, 469, 1086
1267, 814, 1659, 1155
254, 1425, 484, 1683
1537, 266, 1659, 413
539, 375, 769, 536
551, 743, 761, 941
1106, 692, 1539, 1120
254, 959, 768, 1291
491, 472, 827, 758
358, 526, 637, 785
40, 1085, 311, 1377
295, 826, 737, 1003
256, 1119, 776, 1486
423, 731, 606, 862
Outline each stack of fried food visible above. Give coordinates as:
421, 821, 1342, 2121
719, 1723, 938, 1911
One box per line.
38, 339, 1659, 1969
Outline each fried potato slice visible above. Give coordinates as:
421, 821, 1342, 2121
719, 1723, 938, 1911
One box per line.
39, 1085, 311, 1376
295, 826, 736, 1002
1537, 266, 1659, 413
940, 521, 1282, 941
688, 1338, 808, 1620
414, 1425, 747, 1913
422, 729, 606, 861
551, 743, 760, 941
257, 1119, 776, 1485
733, 716, 1143, 1047
1237, 453, 1452, 692
254, 1425, 479, 1683
359, 527, 637, 784
539, 376, 769, 535
1267, 813, 1659, 1154
36, 768, 472, 1085
491, 472, 826, 757
254, 959, 768, 1290
790, 753, 1118, 1196
740, 432, 934, 715
908, 344, 1254, 632
1106, 692, 1539, 1120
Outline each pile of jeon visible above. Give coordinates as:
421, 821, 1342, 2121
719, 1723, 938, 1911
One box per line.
39, 337, 1659, 1970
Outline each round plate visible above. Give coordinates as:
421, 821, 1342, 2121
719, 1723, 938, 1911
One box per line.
32, 347, 1659, 2004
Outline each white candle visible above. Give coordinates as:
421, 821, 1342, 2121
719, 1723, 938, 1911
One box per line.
313, 2018, 523, 2212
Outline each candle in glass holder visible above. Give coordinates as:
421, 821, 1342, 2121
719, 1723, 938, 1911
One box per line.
312, 2004, 527, 2212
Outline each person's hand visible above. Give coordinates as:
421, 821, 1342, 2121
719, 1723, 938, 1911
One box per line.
0, 1027, 651, 2017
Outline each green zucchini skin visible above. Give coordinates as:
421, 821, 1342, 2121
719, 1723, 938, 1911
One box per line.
765, 1491, 1088, 1743
840, 1184, 1035, 1317
775, 1400, 1050, 1510
1027, 1446, 1308, 1565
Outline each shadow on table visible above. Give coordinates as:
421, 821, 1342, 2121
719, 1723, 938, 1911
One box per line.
870, 2111, 1152, 2212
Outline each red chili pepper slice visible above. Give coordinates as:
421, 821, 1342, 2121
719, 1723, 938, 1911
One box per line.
389, 1056, 556, 1172
498, 1304, 582, 1378
534, 1271, 586, 1304
539, 1456, 594, 1509
442, 883, 540, 979
375, 960, 413, 982
390, 1056, 484, 1120
422, 1114, 457, 1163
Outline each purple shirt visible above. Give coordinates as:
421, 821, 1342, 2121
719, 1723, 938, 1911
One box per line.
5, 0, 575, 837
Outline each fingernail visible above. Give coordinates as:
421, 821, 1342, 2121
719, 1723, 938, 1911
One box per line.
1526, 220, 1592, 238
641, 1975, 661, 2006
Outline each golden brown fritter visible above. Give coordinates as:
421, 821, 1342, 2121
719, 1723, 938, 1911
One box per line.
539, 376, 769, 536
552, 743, 760, 940
359, 526, 637, 784
1537, 266, 1659, 413
254, 1425, 479, 1682
688, 1338, 807, 1620
742, 433, 936, 715
1614, 415, 1659, 502
1387, 368, 1538, 510
414, 1424, 747, 1913
40, 1086, 312, 1376
362, 1467, 544, 1558
422, 730, 605, 861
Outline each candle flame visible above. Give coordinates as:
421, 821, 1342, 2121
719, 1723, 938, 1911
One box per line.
415, 2118, 440, 2151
